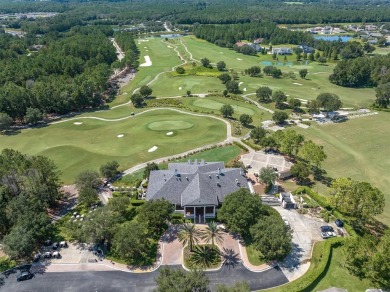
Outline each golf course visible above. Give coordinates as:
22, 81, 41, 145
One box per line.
2, 34, 389, 225
0, 109, 226, 183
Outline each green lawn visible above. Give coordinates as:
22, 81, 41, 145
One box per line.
1, 110, 226, 183
311, 245, 372, 291
181, 36, 376, 108
110, 38, 184, 106
295, 112, 390, 225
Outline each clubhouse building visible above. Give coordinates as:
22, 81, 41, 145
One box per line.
146, 160, 250, 223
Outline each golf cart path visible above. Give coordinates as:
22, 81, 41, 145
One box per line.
112, 40, 189, 109
242, 93, 274, 114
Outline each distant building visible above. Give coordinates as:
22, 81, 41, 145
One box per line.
253, 38, 264, 44
235, 41, 247, 47
146, 160, 250, 223
298, 45, 314, 54
272, 47, 292, 55
248, 42, 262, 51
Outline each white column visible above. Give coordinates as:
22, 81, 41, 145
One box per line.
213, 206, 215, 217
204, 206, 206, 222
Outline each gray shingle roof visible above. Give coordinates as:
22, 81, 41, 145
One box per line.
146, 161, 248, 206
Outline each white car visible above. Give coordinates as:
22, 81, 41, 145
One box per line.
321, 231, 336, 239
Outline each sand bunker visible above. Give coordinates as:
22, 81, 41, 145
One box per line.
243, 88, 247, 91
144, 46, 147, 49
167, 45, 172, 48
74, 122, 83, 125
117, 134, 124, 138
178, 87, 182, 90
238, 82, 243, 86
140, 56, 152, 67
166, 132, 174, 136
146, 50, 149, 52
148, 146, 158, 152
237, 58, 242, 61
293, 83, 302, 86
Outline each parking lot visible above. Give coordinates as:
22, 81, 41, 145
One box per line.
273, 206, 340, 280
34, 242, 99, 266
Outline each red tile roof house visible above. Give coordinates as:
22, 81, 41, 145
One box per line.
146, 160, 250, 224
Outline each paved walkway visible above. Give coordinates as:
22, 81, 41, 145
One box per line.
242, 93, 274, 114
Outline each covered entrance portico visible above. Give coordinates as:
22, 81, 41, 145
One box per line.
184, 205, 216, 223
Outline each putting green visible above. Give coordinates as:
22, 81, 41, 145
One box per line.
147, 120, 194, 131
192, 99, 254, 115
0, 110, 226, 183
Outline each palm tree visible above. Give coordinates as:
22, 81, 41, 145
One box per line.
201, 221, 224, 247
190, 245, 220, 268
178, 223, 201, 252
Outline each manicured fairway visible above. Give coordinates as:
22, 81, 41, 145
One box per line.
151, 74, 224, 97
182, 96, 272, 126
295, 112, 390, 225
111, 37, 183, 106
0, 110, 226, 183
181, 36, 376, 107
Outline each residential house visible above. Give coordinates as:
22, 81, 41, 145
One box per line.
298, 44, 314, 54
272, 47, 292, 55
146, 160, 250, 223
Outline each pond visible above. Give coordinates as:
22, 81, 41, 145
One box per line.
314, 35, 353, 42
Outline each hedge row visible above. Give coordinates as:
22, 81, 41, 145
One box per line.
240, 139, 263, 151
293, 186, 331, 209
233, 141, 249, 152
293, 186, 357, 237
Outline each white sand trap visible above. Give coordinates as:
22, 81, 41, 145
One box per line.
148, 146, 158, 152
167, 45, 172, 48
117, 134, 124, 138
237, 58, 243, 61
144, 46, 147, 48
243, 88, 247, 91
286, 95, 290, 97
124, 92, 128, 95
140, 55, 152, 67
220, 52, 223, 54
166, 132, 174, 136
146, 50, 149, 52
139, 39, 149, 42
293, 83, 302, 86
138, 43, 141, 45
238, 82, 243, 86
178, 87, 182, 90
74, 122, 83, 125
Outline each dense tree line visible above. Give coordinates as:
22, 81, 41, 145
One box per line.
329, 54, 390, 107
113, 32, 140, 69
194, 22, 315, 48
0, 149, 62, 259
0, 27, 118, 123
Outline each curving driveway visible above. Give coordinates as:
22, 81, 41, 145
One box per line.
1, 264, 287, 292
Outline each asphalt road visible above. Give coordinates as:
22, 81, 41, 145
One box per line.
1, 264, 288, 292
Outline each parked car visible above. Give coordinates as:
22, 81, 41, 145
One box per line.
16, 271, 33, 282
321, 231, 336, 239
33, 253, 41, 263
43, 252, 52, 258
320, 225, 334, 233
59, 241, 68, 248
335, 219, 344, 227
52, 242, 59, 250
52, 251, 61, 259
